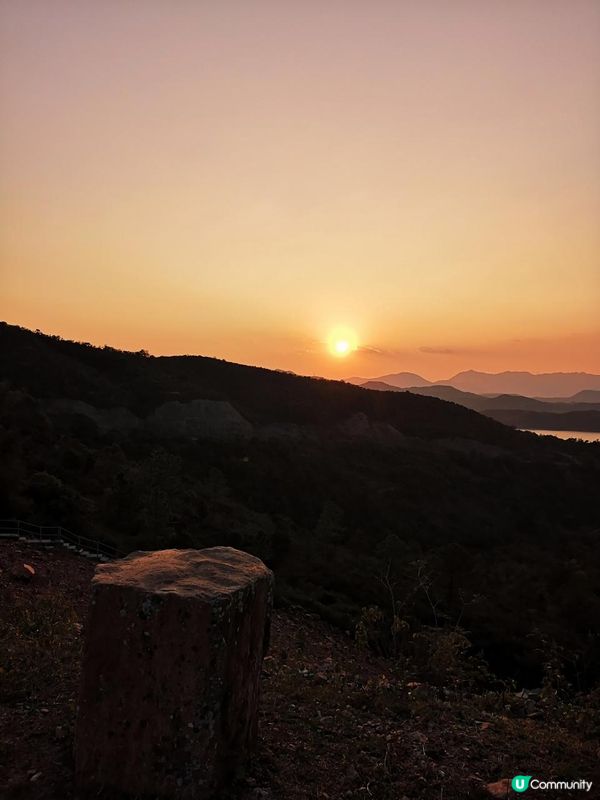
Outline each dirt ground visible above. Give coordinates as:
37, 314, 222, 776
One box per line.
1, 541, 598, 800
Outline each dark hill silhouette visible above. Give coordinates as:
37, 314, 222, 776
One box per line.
0, 322, 523, 446
561, 389, 600, 403
362, 381, 600, 414
362, 381, 600, 432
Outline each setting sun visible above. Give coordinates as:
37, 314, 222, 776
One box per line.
328, 328, 358, 358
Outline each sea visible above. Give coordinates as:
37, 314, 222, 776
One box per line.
523, 429, 600, 443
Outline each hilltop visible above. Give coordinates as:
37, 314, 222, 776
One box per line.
1, 321, 600, 693
2, 540, 599, 800
0, 322, 520, 445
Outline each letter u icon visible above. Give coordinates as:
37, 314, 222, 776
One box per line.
512, 775, 532, 793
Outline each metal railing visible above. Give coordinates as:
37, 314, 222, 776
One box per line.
0, 519, 123, 561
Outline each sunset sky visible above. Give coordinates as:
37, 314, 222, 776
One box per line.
1, 0, 599, 380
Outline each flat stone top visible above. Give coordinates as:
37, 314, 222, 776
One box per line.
92, 547, 271, 598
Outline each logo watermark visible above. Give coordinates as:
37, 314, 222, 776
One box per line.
512, 776, 531, 793
512, 775, 593, 793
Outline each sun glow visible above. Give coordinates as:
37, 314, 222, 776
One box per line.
327, 327, 358, 358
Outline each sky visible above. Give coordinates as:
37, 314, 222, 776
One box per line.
1, 0, 599, 380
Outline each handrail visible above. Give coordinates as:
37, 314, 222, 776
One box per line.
0, 518, 123, 560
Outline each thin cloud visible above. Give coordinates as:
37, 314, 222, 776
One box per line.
357, 344, 413, 358
420, 346, 456, 355
419, 345, 492, 356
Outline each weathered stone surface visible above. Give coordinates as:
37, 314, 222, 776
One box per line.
336, 412, 406, 445
46, 398, 254, 442
47, 399, 141, 433
75, 547, 273, 799
147, 400, 253, 441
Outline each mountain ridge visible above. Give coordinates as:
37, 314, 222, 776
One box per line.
351, 369, 600, 397
361, 381, 600, 432
0, 322, 523, 447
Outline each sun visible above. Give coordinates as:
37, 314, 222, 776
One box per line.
327, 327, 358, 358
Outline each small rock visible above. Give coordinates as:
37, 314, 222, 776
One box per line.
486, 778, 511, 797
10, 563, 35, 582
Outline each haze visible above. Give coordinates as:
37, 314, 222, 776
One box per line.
1, 0, 599, 379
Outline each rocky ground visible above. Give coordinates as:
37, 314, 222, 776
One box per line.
1, 541, 599, 800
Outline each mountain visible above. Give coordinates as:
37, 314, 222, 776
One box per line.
564, 389, 600, 403
362, 381, 600, 413
347, 372, 431, 388
362, 381, 600, 431
444, 370, 600, 397
355, 370, 600, 398
0, 322, 514, 445
2, 321, 600, 694
362, 383, 547, 413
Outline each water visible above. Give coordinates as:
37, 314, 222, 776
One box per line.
523, 429, 600, 443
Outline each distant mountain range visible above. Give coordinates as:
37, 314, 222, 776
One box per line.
349, 370, 600, 398
360, 381, 600, 432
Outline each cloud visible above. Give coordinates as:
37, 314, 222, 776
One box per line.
419, 346, 457, 355
357, 344, 415, 359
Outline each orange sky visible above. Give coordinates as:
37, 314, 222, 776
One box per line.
1, 0, 599, 380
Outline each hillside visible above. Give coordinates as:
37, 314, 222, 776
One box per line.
2, 322, 600, 693
0, 323, 519, 445
2, 540, 599, 800
361, 382, 600, 431
559, 390, 600, 404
